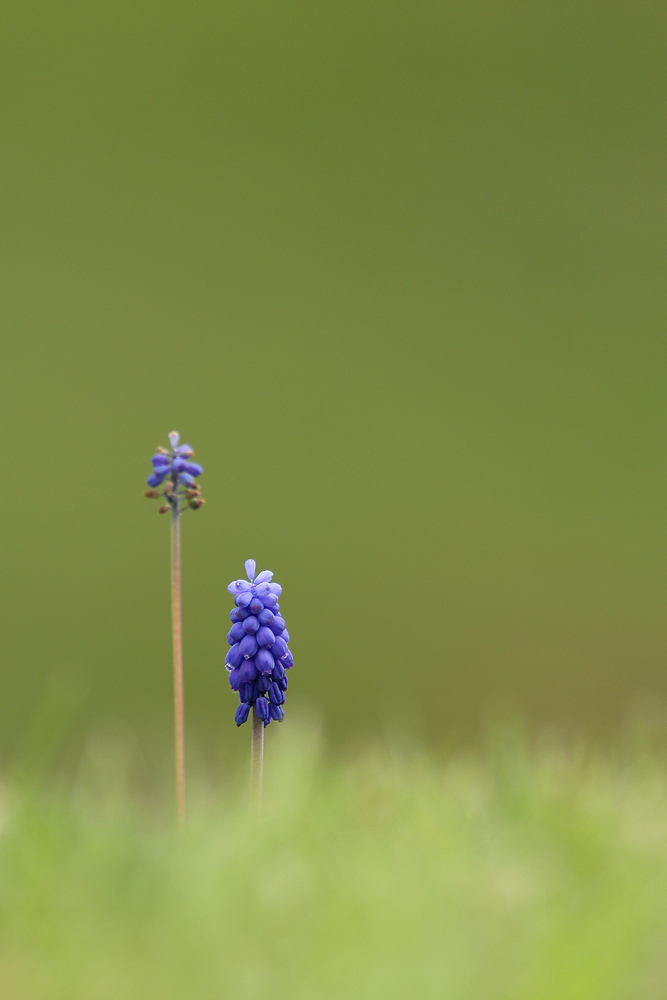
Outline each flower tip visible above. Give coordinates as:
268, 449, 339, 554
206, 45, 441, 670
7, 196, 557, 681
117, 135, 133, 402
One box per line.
245, 559, 256, 581
168, 430, 180, 449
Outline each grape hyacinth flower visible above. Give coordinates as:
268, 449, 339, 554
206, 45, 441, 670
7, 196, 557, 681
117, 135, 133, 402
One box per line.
144, 432, 206, 513
143, 431, 206, 824
226, 559, 293, 806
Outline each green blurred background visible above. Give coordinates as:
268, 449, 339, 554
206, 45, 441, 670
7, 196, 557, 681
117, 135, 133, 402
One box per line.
0, 0, 666, 771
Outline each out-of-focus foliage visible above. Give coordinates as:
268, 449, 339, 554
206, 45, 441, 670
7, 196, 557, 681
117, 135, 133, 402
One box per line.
2, 722, 667, 999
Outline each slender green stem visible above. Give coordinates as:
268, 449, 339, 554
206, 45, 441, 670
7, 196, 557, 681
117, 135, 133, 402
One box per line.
171, 508, 186, 825
251, 706, 264, 813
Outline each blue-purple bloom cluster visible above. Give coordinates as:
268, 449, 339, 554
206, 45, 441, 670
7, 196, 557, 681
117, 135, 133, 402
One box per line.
226, 559, 293, 727
144, 431, 205, 512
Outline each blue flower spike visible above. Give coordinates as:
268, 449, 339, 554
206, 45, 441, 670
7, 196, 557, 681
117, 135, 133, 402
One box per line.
143, 430, 206, 513
226, 560, 293, 729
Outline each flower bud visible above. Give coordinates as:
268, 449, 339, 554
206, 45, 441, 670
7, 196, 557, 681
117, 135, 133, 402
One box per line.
269, 616, 286, 635
249, 598, 264, 615
269, 704, 284, 722
228, 667, 242, 690
240, 682, 258, 704
271, 636, 288, 661
238, 634, 258, 659
228, 580, 252, 595
158, 505, 170, 514
282, 650, 294, 669
143, 489, 161, 499
271, 661, 285, 682
230, 606, 250, 622
256, 674, 270, 693
236, 591, 253, 609
245, 559, 256, 580
242, 616, 260, 635
226, 643, 243, 668
256, 626, 276, 649
227, 622, 245, 644
258, 608, 275, 627
235, 703, 250, 727
254, 570, 273, 584
268, 682, 285, 705
255, 697, 269, 722
255, 648, 275, 675
239, 658, 258, 683
168, 431, 180, 449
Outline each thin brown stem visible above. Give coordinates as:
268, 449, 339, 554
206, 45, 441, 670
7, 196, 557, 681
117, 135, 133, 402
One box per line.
171, 508, 186, 825
250, 706, 264, 813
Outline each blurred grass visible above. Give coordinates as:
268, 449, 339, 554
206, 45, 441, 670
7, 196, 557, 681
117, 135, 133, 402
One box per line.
2, 720, 667, 999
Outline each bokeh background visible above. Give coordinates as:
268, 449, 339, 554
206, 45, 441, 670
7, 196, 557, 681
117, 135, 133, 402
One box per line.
1, 0, 666, 773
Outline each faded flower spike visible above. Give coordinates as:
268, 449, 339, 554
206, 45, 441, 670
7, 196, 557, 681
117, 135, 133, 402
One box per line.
226, 559, 292, 728
143, 430, 206, 826
144, 430, 206, 512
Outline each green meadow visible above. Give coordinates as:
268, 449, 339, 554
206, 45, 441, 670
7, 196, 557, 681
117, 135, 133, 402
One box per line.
3, 723, 667, 999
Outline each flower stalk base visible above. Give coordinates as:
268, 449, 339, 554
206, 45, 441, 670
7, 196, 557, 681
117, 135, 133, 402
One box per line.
251, 706, 264, 812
